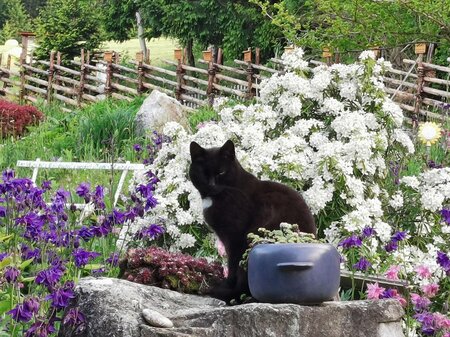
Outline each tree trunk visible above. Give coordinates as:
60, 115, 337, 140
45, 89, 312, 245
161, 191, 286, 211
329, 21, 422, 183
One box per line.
186, 39, 195, 67
135, 11, 148, 61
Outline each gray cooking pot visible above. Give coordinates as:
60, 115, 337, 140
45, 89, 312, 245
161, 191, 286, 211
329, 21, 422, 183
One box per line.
248, 243, 340, 304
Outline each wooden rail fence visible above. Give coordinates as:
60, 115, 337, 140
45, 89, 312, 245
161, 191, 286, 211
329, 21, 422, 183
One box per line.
0, 45, 449, 124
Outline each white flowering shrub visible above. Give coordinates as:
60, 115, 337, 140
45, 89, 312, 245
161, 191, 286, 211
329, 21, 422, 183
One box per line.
124, 49, 450, 335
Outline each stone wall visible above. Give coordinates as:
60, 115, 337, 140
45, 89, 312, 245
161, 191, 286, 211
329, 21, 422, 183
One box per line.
59, 277, 404, 337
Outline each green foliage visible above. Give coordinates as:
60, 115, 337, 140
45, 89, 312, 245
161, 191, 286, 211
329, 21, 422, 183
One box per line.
240, 224, 324, 270
0, 0, 33, 44
34, 0, 106, 60
187, 105, 218, 131
251, 0, 450, 63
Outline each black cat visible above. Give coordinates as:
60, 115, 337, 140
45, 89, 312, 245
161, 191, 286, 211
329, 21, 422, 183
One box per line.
189, 140, 316, 303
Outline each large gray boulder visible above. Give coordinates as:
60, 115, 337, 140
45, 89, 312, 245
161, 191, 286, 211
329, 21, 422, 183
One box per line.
134, 90, 189, 136
60, 277, 404, 337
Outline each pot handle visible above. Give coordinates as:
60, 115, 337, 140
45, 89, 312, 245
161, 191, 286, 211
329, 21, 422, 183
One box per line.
277, 262, 314, 271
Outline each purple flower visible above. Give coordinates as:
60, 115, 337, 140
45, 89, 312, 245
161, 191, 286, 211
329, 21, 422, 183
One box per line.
414, 312, 435, 336
72, 248, 100, 268
46, 282, 75, 309
441, 208, 450, 225
391, 231, 407, 242
384, 240, 398, 252
362, 227, 375, 238
352, 257, 371, 271
133, 144, 142, 152
24, 320, 56, 337
2, 169, 15, 182
437, 251, 450, 273
24, 297, 40, 314
93, 185, 105, 209
75, 182, 91, 202
41, 180, 52, 191
78, 226, 94, 242
338, 235, 362, 249
4, 266, 20, 283
35, 265, 64, 289
411, 293, 431, 311
7, 302, 33, 322
63, 307, 86, 334
111, 209, 125, 225
106, 252, 119, 266
0, 252, 8, 261
0, 205, 6, 217
136, 183, 154, 198
16, 212, 45, 241
135, 224, 165, 240
145, 193, 158, 210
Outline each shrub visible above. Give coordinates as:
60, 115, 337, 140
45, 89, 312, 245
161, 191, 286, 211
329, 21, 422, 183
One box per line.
119, 246, 224, 294
0, 100, 44, 137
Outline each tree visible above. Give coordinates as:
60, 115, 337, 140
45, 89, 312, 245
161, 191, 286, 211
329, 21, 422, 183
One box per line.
22, 0, 47, 18
252, 0, 450, 64
34, 0, 105, 60
0, 0, 33, 44
102, 0, 284, 65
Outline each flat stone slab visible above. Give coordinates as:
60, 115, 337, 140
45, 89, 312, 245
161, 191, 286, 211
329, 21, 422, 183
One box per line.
59, 277, 404, 337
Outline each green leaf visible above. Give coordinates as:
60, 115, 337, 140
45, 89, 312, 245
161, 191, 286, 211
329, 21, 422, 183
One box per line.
0, 300, 11, 315
20, 276, 36, 283
0, 257, 12, 270
19, 258, 34, 270
82, 264, 103, 271
0, 234, 13, 243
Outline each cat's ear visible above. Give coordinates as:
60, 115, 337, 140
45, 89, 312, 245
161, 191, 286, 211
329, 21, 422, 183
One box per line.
190, 141, 205, 160
220, 140, 235, 160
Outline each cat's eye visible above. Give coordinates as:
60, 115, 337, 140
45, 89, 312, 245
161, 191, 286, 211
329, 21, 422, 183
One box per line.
218, 171, 226, 176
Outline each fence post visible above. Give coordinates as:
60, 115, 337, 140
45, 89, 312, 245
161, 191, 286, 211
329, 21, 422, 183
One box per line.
19, 51, 26, 104
77, 49, 86, 107
243, 48, 254, 99
136, 51, 144, 95
174, 49, 184, 103
55, 52, 61, 87
413, 43, 427, 128
104, 51, 113, 99
203, 50, 215, 106
322, 47, 332, 66
2, 55, 11, 95
47, 51, 55, 103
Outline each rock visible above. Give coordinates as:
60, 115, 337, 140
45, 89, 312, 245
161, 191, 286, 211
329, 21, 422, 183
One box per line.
59, 277, 405, 337
142, 309, 174, 328
134, 90, 189, 136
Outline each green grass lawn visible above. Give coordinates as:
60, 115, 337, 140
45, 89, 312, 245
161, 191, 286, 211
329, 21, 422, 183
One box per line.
102, 38, 179, 66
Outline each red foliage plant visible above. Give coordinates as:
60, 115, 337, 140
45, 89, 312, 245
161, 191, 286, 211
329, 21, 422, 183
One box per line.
0, 100, 44, 137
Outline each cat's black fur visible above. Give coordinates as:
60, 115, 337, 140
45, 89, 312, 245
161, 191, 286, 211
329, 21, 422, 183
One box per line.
189, 140, 316, 303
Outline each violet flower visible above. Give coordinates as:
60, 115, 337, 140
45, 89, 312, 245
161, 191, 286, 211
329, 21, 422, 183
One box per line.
352, 257, 371, 271
63, 307, 86, 333
4, 266, 20, 283
72, 248, 100, 268
46, 283, 75, 310
441, 208, 450, 225
75, 182, 91, 202
338, 235, 362, 249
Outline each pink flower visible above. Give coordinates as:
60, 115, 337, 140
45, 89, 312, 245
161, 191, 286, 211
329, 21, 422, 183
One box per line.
384, 265, 401, 280
410, 293, 431, 311
216, 239, 226, 257
433, 312, 450, 329
223, 266, 229, 278
366, 282, 385, 300
395, 295, 407, 307
421, 283, 439, 298
415, 265, 432, 279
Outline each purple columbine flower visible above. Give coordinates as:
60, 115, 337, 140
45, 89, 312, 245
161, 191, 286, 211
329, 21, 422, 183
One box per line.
437, 251, 450, 273
338, 235, 362, 249
72, 248, 100, 268
145, 193, 158, 210
136, 224, 165, 240
78, 226, 94, 242
0, 205, 6, 217
352, 257, 371, 271
384, 240, 398, 252
413, 312, 435, 336
7, 302, 33, 322
4, 266, 20, 283
106, 252, 119, 266
136, 183, 154, 198
41, 180, 52, 191
46, 282, 75, 309
0, 252, 8, 261
133, 144, 142, 152
35, 265, 64, 289
63, 307, 86, 333
362, 227, 376, 238
76, 182, 91, 202
16, 212, 45, 241
441, 208, 450, 225
93, 185, 105, 210
391, 231, 407, 242
24, 320, 56, 337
